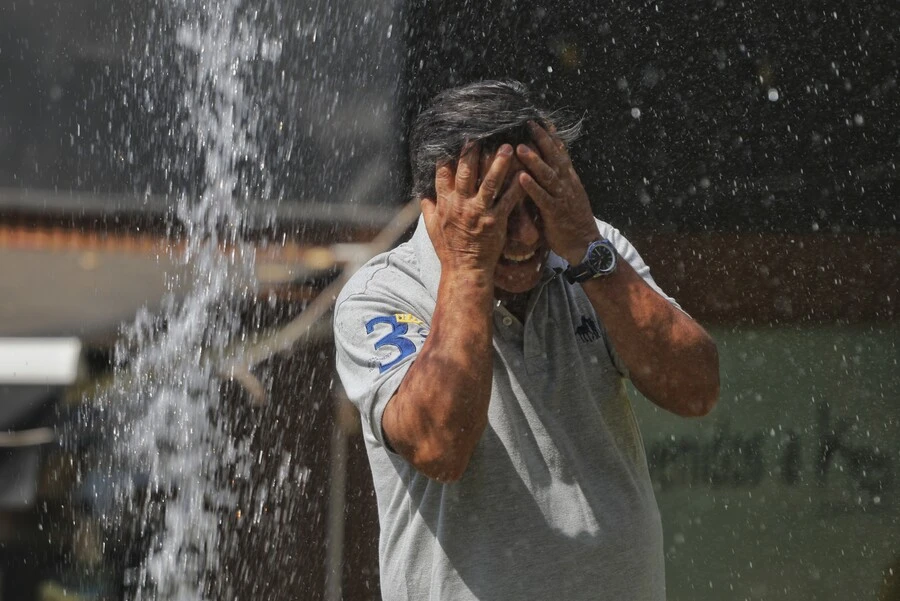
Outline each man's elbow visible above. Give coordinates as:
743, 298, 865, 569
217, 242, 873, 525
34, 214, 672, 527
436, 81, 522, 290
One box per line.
413, 443, 474, 482
683, 384, 719, 417
662, 342, 719, 417
385, 401, 486, 482
431, 461, 469, 483
681, 347, 721, 417
402, 426, 483, 482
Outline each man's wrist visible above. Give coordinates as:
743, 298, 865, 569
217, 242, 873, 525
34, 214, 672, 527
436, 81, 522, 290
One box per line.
562, 245, 589, 267
561, 236, 599, 266
560, 224, 602, 265
435, 268, 496, 325
440, 266, 495, 295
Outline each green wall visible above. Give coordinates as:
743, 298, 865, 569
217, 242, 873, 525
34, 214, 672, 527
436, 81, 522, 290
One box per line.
632, 325, 899, 600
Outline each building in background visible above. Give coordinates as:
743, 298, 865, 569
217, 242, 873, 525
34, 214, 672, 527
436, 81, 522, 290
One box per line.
1, 0, 897, 599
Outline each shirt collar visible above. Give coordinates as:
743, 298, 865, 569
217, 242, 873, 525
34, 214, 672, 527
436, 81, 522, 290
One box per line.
410, 215, 566, 302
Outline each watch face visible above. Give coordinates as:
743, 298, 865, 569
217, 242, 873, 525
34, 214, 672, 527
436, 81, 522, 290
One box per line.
588, 242, 616, 274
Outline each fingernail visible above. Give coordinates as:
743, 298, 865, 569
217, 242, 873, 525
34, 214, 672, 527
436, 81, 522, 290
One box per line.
517, 144, 531, 155
499, 144, 513, 156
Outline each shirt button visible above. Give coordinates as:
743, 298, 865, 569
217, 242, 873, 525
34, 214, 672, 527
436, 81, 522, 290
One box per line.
502, 316, 513, 326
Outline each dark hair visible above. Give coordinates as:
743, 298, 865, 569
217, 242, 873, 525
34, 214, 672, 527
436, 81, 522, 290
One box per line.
409, 80, 583, 200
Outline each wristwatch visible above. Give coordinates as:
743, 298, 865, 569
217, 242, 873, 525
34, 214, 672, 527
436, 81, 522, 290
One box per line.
563, 239, 618, 284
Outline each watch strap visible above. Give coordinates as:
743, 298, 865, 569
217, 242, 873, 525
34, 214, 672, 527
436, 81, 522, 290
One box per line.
564, 262, 593, 284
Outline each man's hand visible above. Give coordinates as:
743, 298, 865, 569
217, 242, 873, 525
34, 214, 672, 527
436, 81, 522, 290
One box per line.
421, 143, 525, 275
516, 122, 599, 265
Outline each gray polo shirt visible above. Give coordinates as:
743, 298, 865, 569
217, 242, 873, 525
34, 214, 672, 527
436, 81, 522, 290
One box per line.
334, 216, 677, 601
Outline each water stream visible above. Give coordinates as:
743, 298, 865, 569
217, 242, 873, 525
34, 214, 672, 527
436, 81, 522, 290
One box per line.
94, 1, 279, 598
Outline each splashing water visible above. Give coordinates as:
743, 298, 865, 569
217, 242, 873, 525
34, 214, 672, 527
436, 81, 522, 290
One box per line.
91, 1, 281, 599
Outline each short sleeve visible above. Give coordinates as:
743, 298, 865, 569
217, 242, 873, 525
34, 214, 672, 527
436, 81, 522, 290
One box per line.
595, 219, 685, 376
333, 265, 431, 450
597, 219, 682, 311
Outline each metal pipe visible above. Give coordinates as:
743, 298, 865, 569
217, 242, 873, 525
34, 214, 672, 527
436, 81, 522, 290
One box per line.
324, 387, 352, 601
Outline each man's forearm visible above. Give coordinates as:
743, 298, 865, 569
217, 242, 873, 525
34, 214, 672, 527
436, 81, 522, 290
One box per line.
383, 268, 495, 481
582, 261, 720, 417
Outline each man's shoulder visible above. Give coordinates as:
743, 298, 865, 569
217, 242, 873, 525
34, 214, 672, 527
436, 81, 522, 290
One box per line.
336, 240, 423, 308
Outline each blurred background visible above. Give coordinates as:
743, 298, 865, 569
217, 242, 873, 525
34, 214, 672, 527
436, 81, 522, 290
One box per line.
0, 0, 897, 599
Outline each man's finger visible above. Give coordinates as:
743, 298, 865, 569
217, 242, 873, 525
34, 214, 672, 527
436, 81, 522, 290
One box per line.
518, 171, 554, 213
493, 172, 527, 218
435, 163, 454, 201
455, 141, 480, 197
478, 144, 513, 207
528, 121, 570, 171
516, 144, 562, 195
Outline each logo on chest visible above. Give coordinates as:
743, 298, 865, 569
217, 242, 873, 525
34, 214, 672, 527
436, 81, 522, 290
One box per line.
575, 315, 601, 343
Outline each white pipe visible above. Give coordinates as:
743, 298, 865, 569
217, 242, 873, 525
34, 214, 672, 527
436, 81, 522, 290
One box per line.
0, 337, 82, 385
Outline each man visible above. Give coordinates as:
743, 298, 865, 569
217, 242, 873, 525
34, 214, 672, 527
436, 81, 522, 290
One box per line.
334, 80, 719, 600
